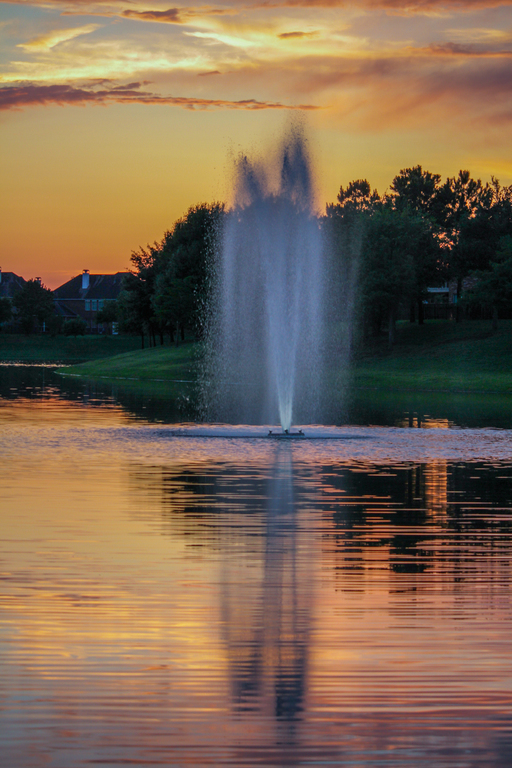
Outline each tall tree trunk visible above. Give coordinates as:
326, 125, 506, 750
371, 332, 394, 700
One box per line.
417, 298, 424, 326
140, 331, 145, 350
388, 308, 396, 348
181, 325, 185, 342
409, 300, 415, 323
160, 330, 164, 346
175, 321, 180, 347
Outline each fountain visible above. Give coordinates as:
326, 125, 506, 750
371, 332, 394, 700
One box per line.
203, 123, 340, 434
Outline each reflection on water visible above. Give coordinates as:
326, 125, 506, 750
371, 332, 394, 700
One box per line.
2, 364, 512, 429
2, 366, 512, 766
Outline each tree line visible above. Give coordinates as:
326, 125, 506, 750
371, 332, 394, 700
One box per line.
326, 167, 512, 345
3, 166, 511, 346
117, 165, 512, 349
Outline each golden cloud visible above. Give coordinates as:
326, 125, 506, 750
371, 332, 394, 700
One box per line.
0, 81, 320, 110
17, 24, 101, 51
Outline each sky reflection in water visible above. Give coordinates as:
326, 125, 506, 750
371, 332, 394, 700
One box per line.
1, 367, 512, 767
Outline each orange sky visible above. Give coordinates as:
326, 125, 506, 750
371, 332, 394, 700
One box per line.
2, 0, 512, 288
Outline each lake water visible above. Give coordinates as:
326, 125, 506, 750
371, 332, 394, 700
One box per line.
2, 366, 512, 767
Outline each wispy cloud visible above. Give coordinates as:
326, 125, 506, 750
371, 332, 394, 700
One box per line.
418, 41, 512, 56
17, 24, 101, 51
121, 6, 234, 23
122, 8, 183, 23
0, 81, 319, 110
278, 30, 318, 39
251, 0, 512, 13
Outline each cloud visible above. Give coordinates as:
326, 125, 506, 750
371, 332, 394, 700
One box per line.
419, 41, 512, 56
251, 0, 512, 13
0, 81, 319, 111
198, 69, 222, 75
120, 5, 234, 23
121, 8, 183, 23
17, 24, 100, 51
278, 31, 318, 39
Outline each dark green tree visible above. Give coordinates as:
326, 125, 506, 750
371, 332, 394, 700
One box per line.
63, 317, 87, 337
117, 275, 153, 348
464, 236, 512, 330
156, 202, 225, 339
390, 165, 443, 221
438, 170, 493, 315
122, 202, 224, 348
360, 206, 425, 346
389, 166, 447, 323
96, 300, 118, 334
12, 279, 55, 334
0, 297, 12, 328
153, 274, 196, 346
324, 179, 381, 351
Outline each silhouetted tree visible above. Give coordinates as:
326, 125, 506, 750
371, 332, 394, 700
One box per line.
153, 202, 224, 340
360, 206, 424, 346
63, 318, 87, 337
0, 297, 12, 328
464, 236, 512, 330
12, 279, 55, 334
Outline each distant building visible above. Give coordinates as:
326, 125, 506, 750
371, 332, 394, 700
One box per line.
0, 269, 26, 298
53, 270, 125, 332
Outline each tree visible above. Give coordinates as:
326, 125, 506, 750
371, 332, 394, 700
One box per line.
390, 165, 443, 221
153, 274, 196, 346
121, 202, 224, 348
388, 166, 448, 323
464, 236, 512, 330
96, 300, 118, 334
360, 206, 424, 346
157, 202, 225, 338
438, 170, 493, 316
0, 297, 12, 328
12, 279, 55, 334
63, 318, 87, 337
333, 179, 381, 213
117, 276, 152, 348
324, 179, 382, 351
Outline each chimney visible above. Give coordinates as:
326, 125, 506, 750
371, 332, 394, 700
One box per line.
82, 269, 90, 290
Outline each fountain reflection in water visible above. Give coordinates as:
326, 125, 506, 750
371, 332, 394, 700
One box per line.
205, 123, 340, 431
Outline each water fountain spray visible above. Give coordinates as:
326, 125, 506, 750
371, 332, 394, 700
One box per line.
204, 124, 329, 433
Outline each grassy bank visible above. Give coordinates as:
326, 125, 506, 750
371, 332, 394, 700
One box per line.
0, 333, 142, 363
58, 319, 512, 394
58, 342, 197, 382
352, 319, 512, 393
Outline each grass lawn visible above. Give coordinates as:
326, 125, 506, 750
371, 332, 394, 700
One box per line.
352, 319, 512, 393
58, 342, 198, 382
0, 334, 142, 363
57, 319, 512, 395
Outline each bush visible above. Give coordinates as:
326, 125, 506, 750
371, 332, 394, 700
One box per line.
63, 318, 87, 337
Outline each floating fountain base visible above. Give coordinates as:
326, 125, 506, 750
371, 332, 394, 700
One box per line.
268, 429, 305, 439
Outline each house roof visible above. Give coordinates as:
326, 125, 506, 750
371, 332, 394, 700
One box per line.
0, 272, 26, 298
53, 272, 125, 300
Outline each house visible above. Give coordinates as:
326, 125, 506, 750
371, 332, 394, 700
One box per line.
0, 269, 26, 298
53, 270, 125, 332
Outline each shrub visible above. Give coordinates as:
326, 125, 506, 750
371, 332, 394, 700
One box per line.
63, 318, 87, 337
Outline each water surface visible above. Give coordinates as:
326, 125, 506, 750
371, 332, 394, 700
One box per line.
2, 366, 512, 767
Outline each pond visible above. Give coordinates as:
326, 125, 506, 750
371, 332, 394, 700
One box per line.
2, 366, 512, 767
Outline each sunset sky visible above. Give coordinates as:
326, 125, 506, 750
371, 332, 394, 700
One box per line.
2, 0, 512, 288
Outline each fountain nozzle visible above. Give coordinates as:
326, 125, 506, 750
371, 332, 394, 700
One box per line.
268, 429, 305, 439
